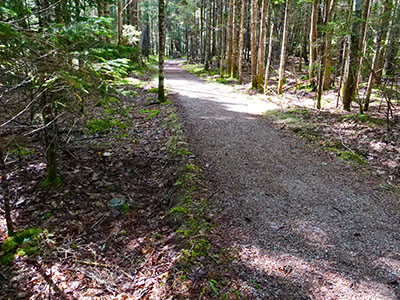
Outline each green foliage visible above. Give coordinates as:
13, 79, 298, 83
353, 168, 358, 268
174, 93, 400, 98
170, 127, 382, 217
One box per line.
341, 114, 385, 126
42, 176, 62, 188
120, 203, 132, 214
86, 118, 126, 134
1, 228, 43, 265
216, 78, 228, 84
147, 87, 159, 93
139, 109, 161, 119
42, 212, 52, 220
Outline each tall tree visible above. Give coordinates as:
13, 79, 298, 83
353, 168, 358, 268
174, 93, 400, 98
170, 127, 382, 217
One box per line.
363, 0, 392, 111
231, 0, 239, 78
341, 0, 364, 111
309, 0, 319, 88
238, 0, 246, 83
158, 0, 166, 102
264, 19, 274, 93
278, 0, 290, 94
257, 0, 268, 86
385, 0, 400, 75
323, 0, 337, 90
227, 0, 234, 76
250, 0, 258, 89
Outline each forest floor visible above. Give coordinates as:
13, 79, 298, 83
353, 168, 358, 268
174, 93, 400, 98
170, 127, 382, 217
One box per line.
167, 59, 400, 299
0, 72, 219, 299
1, 58, 400, 300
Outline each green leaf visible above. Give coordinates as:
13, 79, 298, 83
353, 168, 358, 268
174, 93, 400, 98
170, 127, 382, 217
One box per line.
209, 281, 219, 296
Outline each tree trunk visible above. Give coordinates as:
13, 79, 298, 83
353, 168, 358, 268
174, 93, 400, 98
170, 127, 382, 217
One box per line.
231, 0, 238, 78
0, 146, 14, 237
355, 0, 371, 93
264, 22, 274, 93
42, 94, 59, 185
341, 0, 364, 111
257, 0, 268, 86
385, 0, 400, 76
227, 0, 234, 76
238, 0, 246, 83
309, 0, 319, 88
220, 0, 226, 77
316, 0, 331, 109
158, 0, 166, 102
251, 0, 258, 89
117, 1, 123, 44
364, 0, 392, 111
204, 0, 212, 70
323, 0, 337, 90
278, 0, 290, 94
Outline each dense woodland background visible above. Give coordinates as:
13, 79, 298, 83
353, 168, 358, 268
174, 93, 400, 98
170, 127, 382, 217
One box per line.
0, 0, 400, 299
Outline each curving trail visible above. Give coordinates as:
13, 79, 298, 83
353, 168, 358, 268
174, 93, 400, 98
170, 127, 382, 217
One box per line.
166, 60, 400, 300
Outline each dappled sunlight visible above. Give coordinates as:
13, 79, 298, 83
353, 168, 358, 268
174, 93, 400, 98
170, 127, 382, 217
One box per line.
165, 59, 400, 299
235, 239, 398, 299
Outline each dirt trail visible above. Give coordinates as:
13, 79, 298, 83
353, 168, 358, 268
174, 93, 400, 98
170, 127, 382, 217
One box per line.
165, 60, 400, 299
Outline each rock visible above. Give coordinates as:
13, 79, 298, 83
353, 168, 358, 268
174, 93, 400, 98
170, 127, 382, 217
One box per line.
108, 197, 125, 210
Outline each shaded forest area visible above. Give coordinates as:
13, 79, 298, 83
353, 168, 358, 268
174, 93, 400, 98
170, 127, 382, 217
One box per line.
1, 0, 400, 299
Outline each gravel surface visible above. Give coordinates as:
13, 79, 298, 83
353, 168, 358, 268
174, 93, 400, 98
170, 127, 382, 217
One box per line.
166, 60, 400, 300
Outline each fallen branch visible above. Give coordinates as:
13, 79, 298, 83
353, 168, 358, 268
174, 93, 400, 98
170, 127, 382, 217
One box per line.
74, 259, 134, 280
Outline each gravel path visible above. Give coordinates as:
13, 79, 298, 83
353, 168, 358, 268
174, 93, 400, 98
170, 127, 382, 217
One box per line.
166, 60, 400, 300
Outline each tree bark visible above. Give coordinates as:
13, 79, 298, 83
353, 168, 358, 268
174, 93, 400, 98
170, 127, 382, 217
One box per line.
227, 0, 234, 76
323, 0, 337, 90
385, 0, 400, 76
238, 0, 246, 83
158, 0, 165, 102
231, 0, 238, 78
117, 1, 123, 44
364, 0, 392, 111
250, 0, 258, 89
220, 0, 226, 77
341, 0, 364, 111
257, 0, 268, 86
264, 21, 274, 93
309, 0, 319, 88
278, 0, 290, 94
0, 146, 14, 237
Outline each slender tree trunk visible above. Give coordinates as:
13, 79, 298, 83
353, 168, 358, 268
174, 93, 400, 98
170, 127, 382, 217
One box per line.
251, 0, 258, 89
117, 1, 123, 44
204, 0, 212, 70
42, 94, 58, 184
316, 0, 331, 109
341, 0, 364, 111
0, 146, 14, 237
355, 0, 371, 92
220, 0, 226, 77
158, 0, 165, 102
227, 0, 234, 76
104, 2, 111, 43
231, 0, 238, 78
257, 0, 268, 86
212, 0, 217, 58
364, 0, 392, 111
278, 0, 290, 94
238, 0, 246, 83
264, 21, 274, 93
323, 0, 337, 90
309, 0, 319, 88
200, 0, 204, 62
385, 0, 400, 76
137, 0, 142, 64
